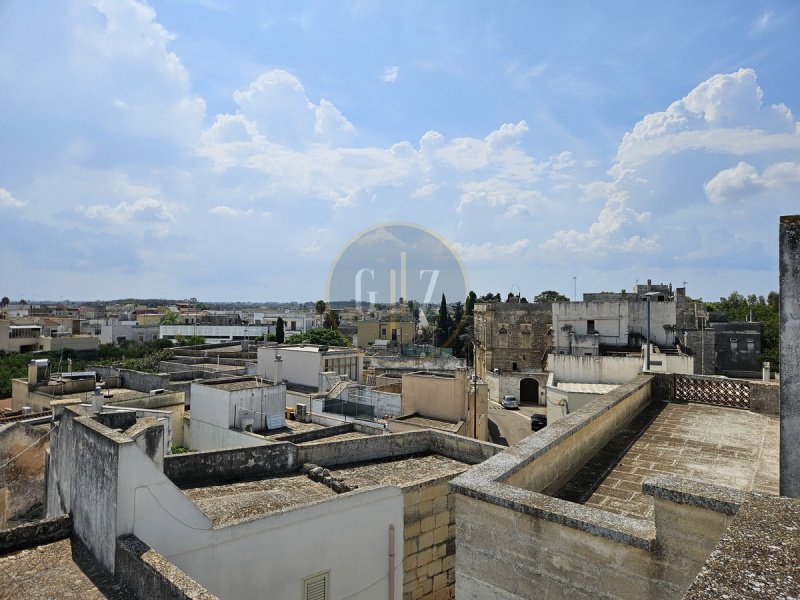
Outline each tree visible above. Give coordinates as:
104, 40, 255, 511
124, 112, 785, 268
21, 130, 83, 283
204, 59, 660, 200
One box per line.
322, 310, 339, 330
285, 327, 351, 347
435, 294, 452, 347
161, 311, 180, 325
451, 301, 464, 357
0, 297, 8, 307
533, 290, 570, 303
315, 300, 327, 316
276, 317, 285, 343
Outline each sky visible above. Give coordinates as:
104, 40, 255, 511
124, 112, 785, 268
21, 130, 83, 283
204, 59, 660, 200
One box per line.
1, 1, 799, 304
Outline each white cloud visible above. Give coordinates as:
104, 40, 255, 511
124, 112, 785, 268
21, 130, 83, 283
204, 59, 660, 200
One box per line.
0, 187, 26, 209
451, 239, 530, 262
546, 68, 800, 260
753, 11, 772, 33
618, 68, 796, 165
381, 66, 399, 83
209, 205, 254, 217
229, 69, 354, 146
704, 160, 800, 203
79, 197, 177, 227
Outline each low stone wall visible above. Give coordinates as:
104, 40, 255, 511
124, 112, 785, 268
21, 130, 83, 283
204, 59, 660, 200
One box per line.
116, 535, 217, 600
163, 443, 297, 486
749, 381, 779, 416
0, 515, 72, 555
273, 423, 354, 444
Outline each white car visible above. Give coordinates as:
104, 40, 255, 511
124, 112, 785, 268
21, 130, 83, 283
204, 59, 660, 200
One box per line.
500, 395, 519, 409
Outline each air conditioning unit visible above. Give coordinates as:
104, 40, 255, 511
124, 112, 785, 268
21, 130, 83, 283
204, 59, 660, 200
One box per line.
241, 417, 255, 432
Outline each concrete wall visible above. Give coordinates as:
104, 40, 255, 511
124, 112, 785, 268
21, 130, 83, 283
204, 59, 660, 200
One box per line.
780, 214, 800, 497
0, 515, 72, 555
115, 535, 217, 600
749, 381, 780, 416
183, 418, 269, 452
258, 346, 321, 388
545, 386, 609, 425
454, 478, 740, 600
134, 483, 404, 600
547, 353, 642, 384
164, 443, 296, 486
482, 370, 548, 405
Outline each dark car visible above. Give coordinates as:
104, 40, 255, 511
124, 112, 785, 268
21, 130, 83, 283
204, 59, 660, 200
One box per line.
530, 414, 547, 432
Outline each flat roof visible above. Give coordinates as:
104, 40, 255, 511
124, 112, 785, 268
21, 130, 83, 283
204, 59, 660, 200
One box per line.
183, 475, 336, 526
183, 452, 471, 526
0, 537, 135, 599
200, 379, 277, 392
555, 402, 778, 521
556, 382, 619, 394
393, 415, 461, 433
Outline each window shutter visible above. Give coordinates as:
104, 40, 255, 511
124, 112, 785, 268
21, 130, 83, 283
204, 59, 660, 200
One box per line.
303, 571, 329, 600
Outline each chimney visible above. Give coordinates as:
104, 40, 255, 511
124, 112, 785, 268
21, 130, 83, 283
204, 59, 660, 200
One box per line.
273, 355, 283, 384
92, 385, 103, 413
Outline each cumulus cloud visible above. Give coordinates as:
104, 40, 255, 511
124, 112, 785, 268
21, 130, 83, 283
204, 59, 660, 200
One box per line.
704, 161, 800, 203
0, 187, 26, 209
209, 205, 254, 217
545, 68, 800, 260
229, 69, 354, 146
381, 66, 399, 83
618, 68, 797, 165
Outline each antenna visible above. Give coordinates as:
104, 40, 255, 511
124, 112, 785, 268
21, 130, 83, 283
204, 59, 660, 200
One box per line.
573, 276, 577, 301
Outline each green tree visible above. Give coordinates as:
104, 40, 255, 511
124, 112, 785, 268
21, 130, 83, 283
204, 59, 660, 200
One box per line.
322, 310, 339, 329
285, 327, 351, 347
451, 301, 464, 356
161, 311, 180, 325
315, 300, 327, 316
276, 317, 285, 343
1, 297, 8, 307
533, 290, 570, 303
435, 294, 452, 347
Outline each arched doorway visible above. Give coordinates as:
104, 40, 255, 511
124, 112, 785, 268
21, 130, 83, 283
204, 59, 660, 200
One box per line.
520, 378, 539, 405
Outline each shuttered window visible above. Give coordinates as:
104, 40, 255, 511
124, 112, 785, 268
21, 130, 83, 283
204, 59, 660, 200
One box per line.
303, 570, 330, 600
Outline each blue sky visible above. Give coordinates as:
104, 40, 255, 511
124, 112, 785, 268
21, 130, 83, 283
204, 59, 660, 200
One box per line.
1, 1, 799, 303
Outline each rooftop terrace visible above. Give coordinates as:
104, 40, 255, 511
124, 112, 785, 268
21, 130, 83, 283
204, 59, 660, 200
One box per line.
555, 402, 778, 520
181, 452, 471, 527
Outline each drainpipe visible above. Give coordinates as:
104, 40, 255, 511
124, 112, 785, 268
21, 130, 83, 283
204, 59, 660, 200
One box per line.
388, 524, 395, 600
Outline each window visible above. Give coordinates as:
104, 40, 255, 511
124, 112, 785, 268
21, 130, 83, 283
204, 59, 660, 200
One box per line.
291, 321, 297, 331
587, 320, 596, 334
730, 338, 738, 352
746, 338, 755, 352
303, 570, 330, 600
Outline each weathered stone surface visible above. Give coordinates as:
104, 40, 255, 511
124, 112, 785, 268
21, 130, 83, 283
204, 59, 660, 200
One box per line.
780, 214, 800, 498
683, 495, 800, 599
0, 514, 72, 555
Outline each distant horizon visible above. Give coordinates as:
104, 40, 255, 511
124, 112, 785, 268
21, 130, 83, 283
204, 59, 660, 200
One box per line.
1, 2, 797, 301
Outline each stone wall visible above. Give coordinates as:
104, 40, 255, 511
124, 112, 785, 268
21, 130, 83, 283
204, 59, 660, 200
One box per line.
163, 443, 297, 486
749, 381, 780, 416
0, 515, 72, 555
402, 478, 456, 600
115, 535, 217, 600
473, 302, 551, 378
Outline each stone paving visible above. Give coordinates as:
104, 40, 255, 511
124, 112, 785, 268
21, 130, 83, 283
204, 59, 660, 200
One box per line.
557, 402, 779, 521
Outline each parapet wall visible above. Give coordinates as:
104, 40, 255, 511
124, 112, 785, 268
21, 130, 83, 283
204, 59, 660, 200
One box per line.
0, 515, 72, 555
164, 443, 297, 486
449, 374, 752, 599
116, 535, 217, 600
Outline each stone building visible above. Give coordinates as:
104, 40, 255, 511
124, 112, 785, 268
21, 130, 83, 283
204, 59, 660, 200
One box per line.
472, 302, 551, 378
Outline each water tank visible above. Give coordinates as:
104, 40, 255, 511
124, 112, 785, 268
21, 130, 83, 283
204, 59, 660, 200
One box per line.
295, 403, 307, 422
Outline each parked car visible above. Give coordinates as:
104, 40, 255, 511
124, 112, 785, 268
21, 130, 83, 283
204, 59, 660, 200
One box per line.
500, 395, 519, 409
530, 414, 547, 431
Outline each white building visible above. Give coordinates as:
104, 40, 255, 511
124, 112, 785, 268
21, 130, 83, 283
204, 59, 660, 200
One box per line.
186, 377, 286, 451
257, 344, 364, 389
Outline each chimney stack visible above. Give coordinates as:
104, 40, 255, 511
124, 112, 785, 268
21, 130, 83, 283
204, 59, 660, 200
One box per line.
274, 355, 283, 385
